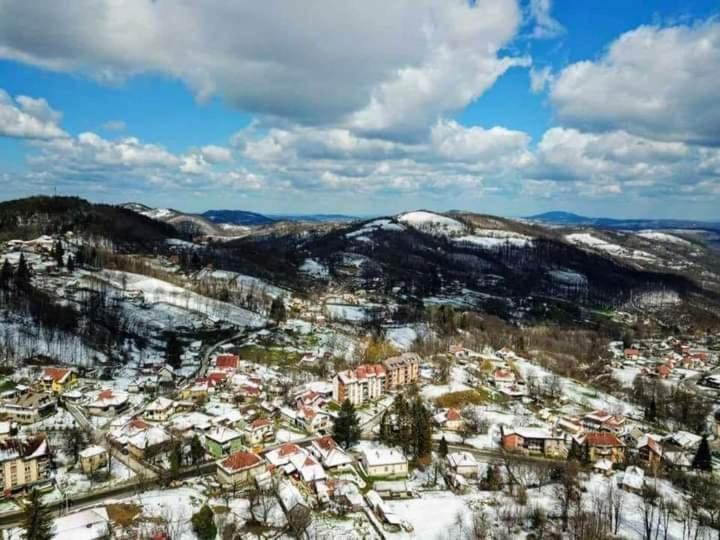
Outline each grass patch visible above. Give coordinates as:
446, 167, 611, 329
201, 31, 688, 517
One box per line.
0, 379, 16, 392
106, 503, 142, 527
435, 389, 488, 409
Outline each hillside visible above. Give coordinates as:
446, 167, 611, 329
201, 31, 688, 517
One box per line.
209, 210, 720, 323
0, 196, 179, 246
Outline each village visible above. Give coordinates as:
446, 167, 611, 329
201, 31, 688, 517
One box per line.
2, 231, 720, 539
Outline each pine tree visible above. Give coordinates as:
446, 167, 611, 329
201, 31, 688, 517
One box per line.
190, 434, 205, 466
21, 488, 53, 540
169, 440, 183, 480
165, 332, 183, 369
438, 435, 449, 457
14, 253, 31, 291
53, 241, 64, 268
692, 434, 713, 472
333, 399, 361, 449
191, 505, 216, 540
269, 296, 287, 325
66, 255, 75, 273
411, 396, 433, 460
0, 258, 12, 288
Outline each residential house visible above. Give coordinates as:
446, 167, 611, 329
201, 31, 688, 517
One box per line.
0, 391, 55, 424
621, 465, 645, 493
215, 354, 240, 373
265, 443, 306, 472
86, 389, 129, 417
244, 418, 274, 446
310, 436, 353, 469
383, 353, 420, 389
295, 406, 331, 434
333, 364, 386, 406
216, 451, 266, 487
204, 426, 244, 458
502, 428, 568, 458
637, 434, 663, 469
0, 435, 50, 493
491, 368, 516, 388
434, 408, 464, 432
575, 432, 625, 464
144, 397, 175, 422
127, 426, 172, 461
582, 410, 625, 433
79, 445, 109, 475
288, 452, 326, 484
360, 447, 408, 478
624, 349, 641, 360
39, 367, 77, 394
446, 451, 479, 478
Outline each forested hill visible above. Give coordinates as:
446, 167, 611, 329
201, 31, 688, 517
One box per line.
0, 196, 179, 246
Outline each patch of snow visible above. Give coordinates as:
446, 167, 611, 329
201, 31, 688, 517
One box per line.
565, 233, 655, 262
398, 211, 466, 236
636, 230, 691, 246
300, 258, 329, 278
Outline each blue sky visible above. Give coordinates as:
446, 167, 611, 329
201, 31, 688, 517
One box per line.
1, 0, 719, 218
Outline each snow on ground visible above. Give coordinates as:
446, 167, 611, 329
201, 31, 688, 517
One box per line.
384, 492, 474, 539
632, 289, 681, 308
93, 270, 265, 327
565, 233, 655, 262
195, 268, 286, 298
54, 458, 135, 496
398, 211, 466, 236
346, 219, 405, 240
547, 269, 588, 286
612, 366, 642, 388
385, 324, 429, 351
0, 319, 102, 367
454, 229, 533, 249
325, 303, 378, 322
276, 428, 308, 443
636, 230, 692, 246
421, 365, 470, 400
514, 356, 642, 418
300, 258, 329, 278
123, 487, 205, 540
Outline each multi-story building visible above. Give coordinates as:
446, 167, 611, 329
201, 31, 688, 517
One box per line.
383, 353, 420, 389
38, 367, 77, 394
501, 428, 568, 458
0, 390, 55, 424
333, 364, 386, 406
0, 435, 50, 494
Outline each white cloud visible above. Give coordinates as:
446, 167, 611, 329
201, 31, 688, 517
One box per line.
0, 0, 523, 139
102, 120, 126, 131
0, 89, 66, 139
528, 0, 565, 39
551, 21, 720, 144
529, 66, 553, 93
200, 145, 233, 163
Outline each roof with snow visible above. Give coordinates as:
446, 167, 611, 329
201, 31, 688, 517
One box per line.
219, 451, 264, 472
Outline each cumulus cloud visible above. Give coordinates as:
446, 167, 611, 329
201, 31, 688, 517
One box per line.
0, 89, 66, 139
200, 145, 233, 164
0, 0, 523, 139
551, 21, 720, 144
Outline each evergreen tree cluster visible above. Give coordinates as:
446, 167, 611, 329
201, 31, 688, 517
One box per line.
379, 393, 433, 461
333, 399, 361, 449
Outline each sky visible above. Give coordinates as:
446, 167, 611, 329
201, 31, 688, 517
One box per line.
1, 0, 719, 219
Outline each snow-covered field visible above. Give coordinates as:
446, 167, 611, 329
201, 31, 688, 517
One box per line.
565, 233, 655, 262
454, 229, 533, 249
398, 211, 467, 236
92, 270, 265, 327
300, 258, 330, 278
636, 230, 691, 246
194, 268, 286, 298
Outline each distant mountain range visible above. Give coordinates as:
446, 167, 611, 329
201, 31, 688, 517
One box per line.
528, 211, 720, 231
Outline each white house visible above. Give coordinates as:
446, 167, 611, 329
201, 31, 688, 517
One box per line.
143, 397, 175, 422
360, 447, 408, 478
446, 451, 479, 478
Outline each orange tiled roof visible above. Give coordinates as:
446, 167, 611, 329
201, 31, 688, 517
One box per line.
221, 451, 263, 471
42, 367, 71, 382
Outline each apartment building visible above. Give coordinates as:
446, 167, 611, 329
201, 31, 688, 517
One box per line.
333, 364, 386, 406
383, 353, 420, 389
0, 390, 56, 424
0, 435, 50, 494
